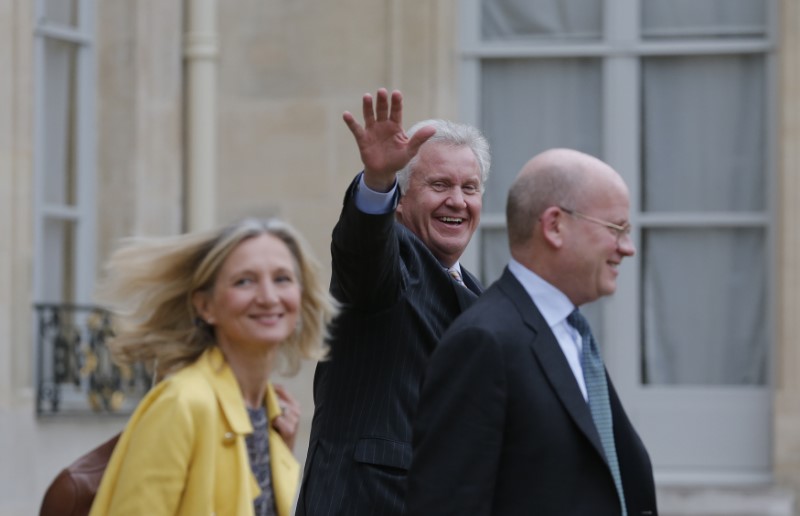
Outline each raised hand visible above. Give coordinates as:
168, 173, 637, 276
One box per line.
272, 384, 301, 451
343, 88, 435, 192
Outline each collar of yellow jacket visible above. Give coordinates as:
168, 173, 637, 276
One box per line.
201, 346, 282, 435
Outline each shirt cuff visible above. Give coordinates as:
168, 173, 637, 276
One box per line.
353, 172, 398, 215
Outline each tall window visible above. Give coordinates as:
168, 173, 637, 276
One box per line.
461, 0, 775, 475
33, 0, 96, 305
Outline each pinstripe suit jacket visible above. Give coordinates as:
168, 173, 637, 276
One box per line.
297, 175, 481, 516
407, 268, 657, 515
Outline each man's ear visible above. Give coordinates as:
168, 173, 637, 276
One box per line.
540, 206, 565, 249
192, 290, 214, 325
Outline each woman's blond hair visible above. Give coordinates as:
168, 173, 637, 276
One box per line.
96, 218, 337, 379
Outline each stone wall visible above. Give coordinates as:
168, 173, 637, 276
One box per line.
775, 0, 800, 495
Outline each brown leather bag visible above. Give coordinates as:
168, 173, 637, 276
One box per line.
39, 433, 120, 516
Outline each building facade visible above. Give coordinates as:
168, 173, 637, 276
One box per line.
1, 0, 799, 513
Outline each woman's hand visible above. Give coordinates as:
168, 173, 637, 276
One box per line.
272, 384, 301, 451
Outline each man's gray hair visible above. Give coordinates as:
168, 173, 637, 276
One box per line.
396, 119, 491, 194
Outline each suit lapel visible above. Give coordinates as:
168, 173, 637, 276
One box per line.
496, 268, 607, 463
461, 267, 483, 295
452, 267, 481, 311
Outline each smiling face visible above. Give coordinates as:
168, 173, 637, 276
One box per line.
560, 172, 636, 305
395, 142, 483, 267
193, 233, 301, 354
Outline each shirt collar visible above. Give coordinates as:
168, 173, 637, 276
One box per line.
507, 258, 575, 327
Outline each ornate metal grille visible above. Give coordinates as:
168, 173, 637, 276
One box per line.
35, 304, 151, 416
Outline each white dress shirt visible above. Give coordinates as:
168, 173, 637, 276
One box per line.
507, 258, 587, 401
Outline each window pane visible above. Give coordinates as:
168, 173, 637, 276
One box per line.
43, 39, 78, 206
42, 218, 76, 303
642, 55, 765, 212
481, 227, 509, 284
641, 228, 767, 386
641, 0, 766, 39
480, 58, 602, 214
482, 0, 602, 41
44, 0, 80, 28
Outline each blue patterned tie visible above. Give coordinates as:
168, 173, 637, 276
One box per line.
567, 309, 627, 516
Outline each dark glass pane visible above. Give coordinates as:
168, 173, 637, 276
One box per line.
44, 0, 80, 28
481, 58, 602, 214
642, 0, 767, 40
43, 218, 76, 303
43, 39, 78, 206
482, 0, 602, 41
641, 228, 767, 386
642, 55, 765, 212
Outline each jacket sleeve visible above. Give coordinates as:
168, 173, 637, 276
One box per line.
407, 325, 507, 515
330, 174, 404, 309
90, 383, 198, 515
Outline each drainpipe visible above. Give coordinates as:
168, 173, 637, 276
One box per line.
183, 0, 218, 231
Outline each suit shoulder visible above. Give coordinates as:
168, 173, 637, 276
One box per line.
439, 283, 536, 357
452, 283, 520, 329
439, 302, 515, 351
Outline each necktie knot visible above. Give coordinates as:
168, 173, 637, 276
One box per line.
567, 309, 590, 338
447, 267, 465, 286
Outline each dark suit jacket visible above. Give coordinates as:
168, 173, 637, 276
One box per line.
407, 267, 657, 516
297, 175, 481, 516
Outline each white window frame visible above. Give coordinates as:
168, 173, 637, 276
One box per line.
459, 0, 776, 364
33, 0, 97, 305
459, 0, 778, 481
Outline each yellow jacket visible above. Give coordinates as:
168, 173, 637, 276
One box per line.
90, 347, 300, 516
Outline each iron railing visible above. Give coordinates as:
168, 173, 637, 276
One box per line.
35, 303, 151, 416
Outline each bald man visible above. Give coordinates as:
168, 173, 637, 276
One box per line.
407, 149, 657, 515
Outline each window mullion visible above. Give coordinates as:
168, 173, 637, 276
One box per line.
72, 0, 96, 304
32, 0, 96, 305
599, 0, 640, 384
